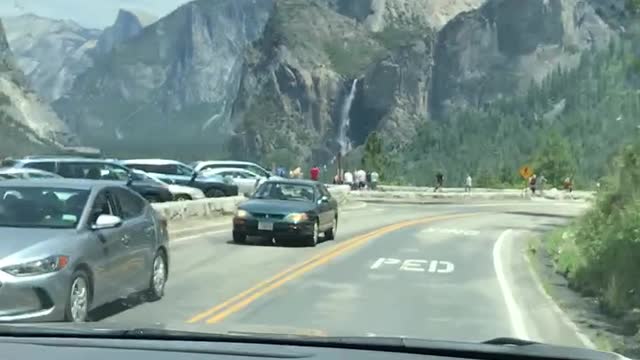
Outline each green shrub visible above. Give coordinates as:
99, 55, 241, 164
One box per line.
549, 140, 640, 316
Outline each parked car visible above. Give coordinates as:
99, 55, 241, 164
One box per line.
191, 160, 279, 180
0, 179, 169, 322
0, 167, 62, 180
200, 167, 267, 196
132, 169, 205, 201
121, 159, 238, 198
232, 179, 339, 247
9, 157, 173, 203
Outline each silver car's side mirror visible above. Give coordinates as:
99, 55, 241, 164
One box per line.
92, 214, 123, 230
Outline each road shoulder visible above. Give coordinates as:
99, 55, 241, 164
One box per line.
495, 229, 589, 347
526, 236, 640, 356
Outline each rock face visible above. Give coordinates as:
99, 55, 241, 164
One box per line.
55, 0, 274, 157
2, 14, 100, 101
96, 9, 157, 55
429, 0, 615, 117
229, 0, 481, 163
3, 10, 155, 102
0, 19, 74, 155
320, 0, 487, 31
52, 0, 620, 164
228, 0, 386, 164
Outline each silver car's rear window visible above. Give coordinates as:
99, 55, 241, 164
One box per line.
0, 187, 89, 228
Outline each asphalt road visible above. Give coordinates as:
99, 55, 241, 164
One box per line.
97, 200, 592, 349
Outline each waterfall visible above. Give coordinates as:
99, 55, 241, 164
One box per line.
337, 79, 358, 155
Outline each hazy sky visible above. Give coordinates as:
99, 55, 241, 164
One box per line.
0, 0, 193, 28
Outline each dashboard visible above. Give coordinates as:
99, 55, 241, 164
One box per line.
0, 337, 475, 360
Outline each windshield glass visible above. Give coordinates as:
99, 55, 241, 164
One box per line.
248, 165, 270, 178
1, 0, 639, 357
253, 182, 314, 202
0, 187, 88, 228
133, 170, 167, 185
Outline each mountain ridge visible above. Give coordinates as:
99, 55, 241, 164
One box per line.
0, 18, 74, 156
47, 0, 624, 166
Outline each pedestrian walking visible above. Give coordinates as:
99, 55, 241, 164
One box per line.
344, 170, 354, 189
529, 174, 537, 195
292, 167, 302, 179
366, 171, 372, 190
434, 172, 444, 192
370, 171, 379, 190
310, 166, 320, 181
563, 177, 573, 193
356, 169, 367, 190
465, 174, 472, 193
537, 173, 546, 195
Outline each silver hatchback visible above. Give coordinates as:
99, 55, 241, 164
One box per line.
0, 179, 169, 322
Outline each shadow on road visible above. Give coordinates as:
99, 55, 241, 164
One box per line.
489, 222, 567, 234
225, 236, 274, 247
225, 236, 329, 248
90, 291, 151, 321
503, 211, 578, 220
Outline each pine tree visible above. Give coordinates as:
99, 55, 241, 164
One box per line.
362, 131, 388, 178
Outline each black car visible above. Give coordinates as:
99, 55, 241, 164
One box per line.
120, 159, 238, 198
10, 157, 174, 203
232, 179, 338, 246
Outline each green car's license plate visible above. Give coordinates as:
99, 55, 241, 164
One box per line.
258, 222, 273, 231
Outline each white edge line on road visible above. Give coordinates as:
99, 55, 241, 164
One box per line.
493, 229, 530, 340
523, 252, 597, 349
171, 229, 229, 244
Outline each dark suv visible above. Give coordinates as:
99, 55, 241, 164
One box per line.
9, 157, 174, 202
121, 159, 238, 197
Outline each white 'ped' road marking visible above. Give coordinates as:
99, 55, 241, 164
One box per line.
493, 229, 530, 340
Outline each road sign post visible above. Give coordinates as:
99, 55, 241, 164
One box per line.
519, 165, 533, 180
519, 165, 533, 194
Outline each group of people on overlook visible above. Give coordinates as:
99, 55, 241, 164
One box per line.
270, 164, 380, 191
333, 169, 379, 190
271, 163, 577, 196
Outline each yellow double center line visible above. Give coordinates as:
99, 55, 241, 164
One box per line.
187, 212, 476, 324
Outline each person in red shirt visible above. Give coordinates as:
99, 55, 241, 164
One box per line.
310, 166, 320, 181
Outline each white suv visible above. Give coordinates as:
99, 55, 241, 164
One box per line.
191, 161, 280, 179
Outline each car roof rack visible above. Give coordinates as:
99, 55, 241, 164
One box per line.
24, 154, 107, 160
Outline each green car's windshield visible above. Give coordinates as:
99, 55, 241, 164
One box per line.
253, 183, 315, 202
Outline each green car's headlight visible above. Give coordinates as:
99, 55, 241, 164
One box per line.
235, 209, 250, 218
285, 213, 309, 223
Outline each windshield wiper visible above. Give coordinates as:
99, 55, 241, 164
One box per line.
484, 337, 540, 346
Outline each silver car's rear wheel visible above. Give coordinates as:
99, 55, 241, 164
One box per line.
147, 251, 167, 301
65, 271, 90, 322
